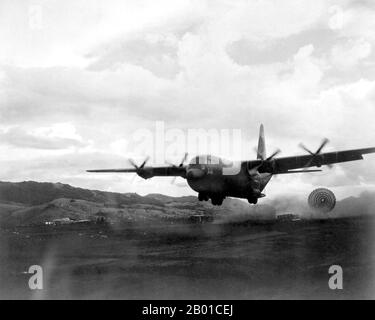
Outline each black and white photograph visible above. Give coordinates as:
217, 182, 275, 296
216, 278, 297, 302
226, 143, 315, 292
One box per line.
1, 0, 375, 305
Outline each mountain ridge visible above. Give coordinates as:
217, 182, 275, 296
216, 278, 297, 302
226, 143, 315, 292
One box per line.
0, 180, 273, 226
1, 180, 374, 226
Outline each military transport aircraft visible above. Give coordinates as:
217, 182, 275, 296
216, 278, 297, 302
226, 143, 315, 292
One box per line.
87, 125, 375, 205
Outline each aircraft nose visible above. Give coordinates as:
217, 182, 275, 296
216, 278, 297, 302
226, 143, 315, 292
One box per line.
187, 168, 205, 179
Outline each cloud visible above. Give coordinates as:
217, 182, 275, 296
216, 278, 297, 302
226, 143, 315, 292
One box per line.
0, 124, 86, 150
330, 38, 372, 70
88, 34, 180, 78
227, 28, 337, 66
0, 64, 175, 126
331, 2, 375, 41
86, 12, 204, 78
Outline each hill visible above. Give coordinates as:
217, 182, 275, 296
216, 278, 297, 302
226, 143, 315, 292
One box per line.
0, 181, 162, 206
1, 181, 374, 226
0, 181, 275, 226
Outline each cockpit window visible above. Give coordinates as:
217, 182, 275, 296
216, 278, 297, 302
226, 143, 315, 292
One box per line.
189, 155, 233, 166
221, 158, 233, 167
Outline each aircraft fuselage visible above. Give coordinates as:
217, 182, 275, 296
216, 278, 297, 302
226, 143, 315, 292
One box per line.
185, 155, 272, 205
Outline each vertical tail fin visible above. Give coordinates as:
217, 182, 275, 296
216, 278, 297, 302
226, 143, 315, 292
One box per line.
257, 124, 266, 160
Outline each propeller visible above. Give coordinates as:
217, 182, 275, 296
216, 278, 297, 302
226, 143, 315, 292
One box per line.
249, 148, 281, 176
298, 138, 333, 169
254, 147, 281, 161
128, 156, 150, 181
168, 152, 188, 168
169, 153, 188, 184
128, 156, 150, 170
265, 149, 281, 161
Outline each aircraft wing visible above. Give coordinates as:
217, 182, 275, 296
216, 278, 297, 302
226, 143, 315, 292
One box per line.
268, 147, 375, 174
87, 165, 187, 179
87, 168, 139, 173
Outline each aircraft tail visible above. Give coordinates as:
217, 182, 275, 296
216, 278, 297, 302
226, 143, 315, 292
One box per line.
257, 124, 266, 160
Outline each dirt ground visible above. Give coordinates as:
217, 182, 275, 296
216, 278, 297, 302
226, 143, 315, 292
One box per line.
0, 216, 374, 299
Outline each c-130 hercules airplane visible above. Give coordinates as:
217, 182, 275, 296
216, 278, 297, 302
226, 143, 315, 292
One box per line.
87, 125, 375, 206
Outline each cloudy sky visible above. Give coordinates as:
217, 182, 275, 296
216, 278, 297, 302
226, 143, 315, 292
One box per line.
1, 0, 375, 199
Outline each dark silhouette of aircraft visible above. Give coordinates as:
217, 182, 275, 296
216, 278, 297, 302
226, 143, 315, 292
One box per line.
87, 125, 375, 205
